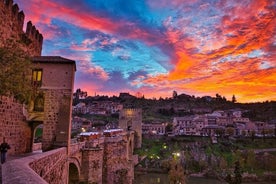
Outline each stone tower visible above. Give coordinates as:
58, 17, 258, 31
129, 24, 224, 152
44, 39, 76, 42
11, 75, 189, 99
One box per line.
0, 0, 43, 56
0, 0, 44, 155
0, 0, 76, 153
28, 56, 76, 151
119, 108, 142, 148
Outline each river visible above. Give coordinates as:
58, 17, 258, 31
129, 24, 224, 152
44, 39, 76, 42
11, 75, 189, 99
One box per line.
134, 173, 273, 184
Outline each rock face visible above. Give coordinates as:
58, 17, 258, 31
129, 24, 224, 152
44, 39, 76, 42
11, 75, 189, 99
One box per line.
0, 0, 43, 56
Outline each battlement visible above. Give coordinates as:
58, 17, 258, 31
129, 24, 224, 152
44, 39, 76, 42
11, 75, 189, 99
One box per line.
26, 21, 43, 44
120, 108, 142, 118
1, 0, 25, 32
0, 0, 43, 56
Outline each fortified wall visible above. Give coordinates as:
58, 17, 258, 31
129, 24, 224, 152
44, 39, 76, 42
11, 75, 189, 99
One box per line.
0, 0, 43, 155
79, 130, 135, 184
0, 0, 43, 56
0, 96, 31, 155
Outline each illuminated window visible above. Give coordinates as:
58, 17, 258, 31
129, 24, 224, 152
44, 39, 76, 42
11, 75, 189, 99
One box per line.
32, 69, 43, 86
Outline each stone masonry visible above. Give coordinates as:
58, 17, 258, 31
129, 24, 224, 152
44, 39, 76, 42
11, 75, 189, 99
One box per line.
80, 130, 135, 184
28, 56, 76, 151
0, 0, 44, 154
0, 0, 43, 56
119, 109, 142, 148
103, 136, 134, 184
1, 1, 136, 183
81, 147, 104, 183
0, 96, 32, 155
2, 148, 68, 184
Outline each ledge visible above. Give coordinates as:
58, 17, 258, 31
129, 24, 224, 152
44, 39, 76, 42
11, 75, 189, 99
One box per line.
2, 148, 66, 184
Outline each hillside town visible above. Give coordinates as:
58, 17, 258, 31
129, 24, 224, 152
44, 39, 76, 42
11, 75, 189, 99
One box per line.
72, 95, 275, 139
1, 0, 276, 183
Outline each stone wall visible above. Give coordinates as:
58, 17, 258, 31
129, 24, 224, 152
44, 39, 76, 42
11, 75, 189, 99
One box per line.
2, 147, 68, 184
81, 148, 104, 183
103, 137, 133, 184
42, 89, 73, 151
0, 95, 32, 155
29, 148, 68, 184
0, 0, 43, 56
79, 132, 135, 184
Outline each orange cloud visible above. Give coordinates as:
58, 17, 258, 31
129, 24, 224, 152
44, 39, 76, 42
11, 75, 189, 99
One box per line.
142, 0, 276, 102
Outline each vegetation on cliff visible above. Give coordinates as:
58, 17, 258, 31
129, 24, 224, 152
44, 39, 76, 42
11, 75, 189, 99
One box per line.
0, 44, 32, 103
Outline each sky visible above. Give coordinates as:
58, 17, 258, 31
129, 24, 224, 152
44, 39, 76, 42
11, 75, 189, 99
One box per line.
14, 0, 276, 102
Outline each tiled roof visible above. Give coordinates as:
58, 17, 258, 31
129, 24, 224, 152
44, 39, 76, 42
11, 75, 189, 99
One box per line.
32, 56, 75, 64
32, 56, 76, 70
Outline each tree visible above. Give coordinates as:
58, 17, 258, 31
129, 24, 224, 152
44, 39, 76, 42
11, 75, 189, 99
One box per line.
215, 128, 225, 138
173, 90, 178, 99
73, 88, 87, 105
232, 95, 237, 103
245, 149, 256, 172
219, 157, 228, 170
168, 159, 186, 184
225, 161, 242, 184
250, 130, 256, 141
165, 123, 173, 134
234, 161, 242, 184
0, 46, 32, 103
225, 127, 235, 137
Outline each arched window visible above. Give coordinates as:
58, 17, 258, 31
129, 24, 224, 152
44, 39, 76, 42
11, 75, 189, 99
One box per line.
34, 93, 44, 112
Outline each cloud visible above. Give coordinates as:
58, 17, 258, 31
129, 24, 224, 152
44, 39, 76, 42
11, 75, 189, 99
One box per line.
14, 0, 276, 102
141, 0, 276, 102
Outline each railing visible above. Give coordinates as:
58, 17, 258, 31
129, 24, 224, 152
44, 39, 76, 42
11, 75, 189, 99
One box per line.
2, 147, 66, 184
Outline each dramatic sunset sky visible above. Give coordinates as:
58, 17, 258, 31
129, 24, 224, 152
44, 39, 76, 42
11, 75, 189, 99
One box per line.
15, 0, 275, 102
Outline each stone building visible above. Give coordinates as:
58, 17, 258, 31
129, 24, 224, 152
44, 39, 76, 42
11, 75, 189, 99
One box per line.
142, 122, 167, 135
119, 108, 142, 148
27, 56, 76, 151
0, 0, 76, 153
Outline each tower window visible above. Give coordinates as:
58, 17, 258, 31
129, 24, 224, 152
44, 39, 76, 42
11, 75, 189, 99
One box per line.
32, 69, 43, 86
34, 93, 44, 112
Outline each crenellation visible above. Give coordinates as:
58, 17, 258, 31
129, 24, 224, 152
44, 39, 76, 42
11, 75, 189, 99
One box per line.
17, 10, 25, 29
31, 25, 36, 36
26, 21, 32, 35
4, 0, 13, 8
0, 2, 43, 56
11, 3, 18, 15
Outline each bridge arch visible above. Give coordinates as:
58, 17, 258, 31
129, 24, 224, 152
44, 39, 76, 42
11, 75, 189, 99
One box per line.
68, 157, 81, 184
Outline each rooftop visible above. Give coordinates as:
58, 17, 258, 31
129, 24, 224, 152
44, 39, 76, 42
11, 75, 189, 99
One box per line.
32, 56, 76, 70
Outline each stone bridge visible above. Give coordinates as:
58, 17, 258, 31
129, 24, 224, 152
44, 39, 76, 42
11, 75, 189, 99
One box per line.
1, 143, 84, 184
1, 130, 137, 184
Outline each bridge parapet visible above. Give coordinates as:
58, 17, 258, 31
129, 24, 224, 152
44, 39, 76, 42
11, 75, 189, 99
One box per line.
70, 141, 85, 156
84, 137, 105, 148
2, 147, 67, 184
